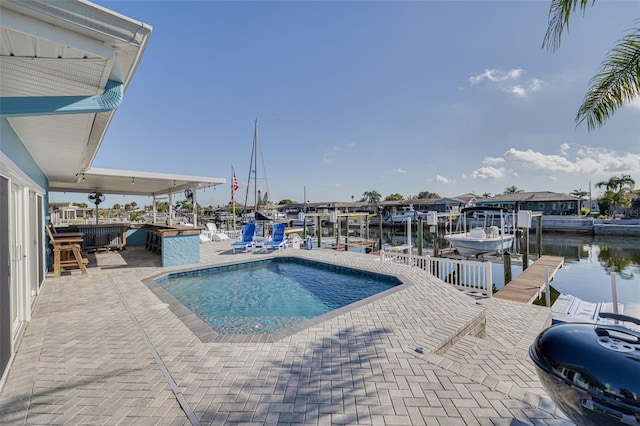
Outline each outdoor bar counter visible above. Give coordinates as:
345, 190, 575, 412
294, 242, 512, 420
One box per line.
135, 224, 201, 267
64, 224, 127, 251
62, 223, 201, 267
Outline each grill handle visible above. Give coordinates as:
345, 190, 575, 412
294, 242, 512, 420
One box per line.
599, 312, 640, 326
581, 398, 640, 425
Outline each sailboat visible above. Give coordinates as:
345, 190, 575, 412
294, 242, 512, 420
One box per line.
242, 120, 283, 223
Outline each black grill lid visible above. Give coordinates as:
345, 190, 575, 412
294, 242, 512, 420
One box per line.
530, 319, 640, 409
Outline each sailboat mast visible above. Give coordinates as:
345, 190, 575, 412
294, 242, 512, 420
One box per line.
254, 119, 258, 211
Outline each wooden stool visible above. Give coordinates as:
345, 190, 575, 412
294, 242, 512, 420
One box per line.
47, 225, 88, 277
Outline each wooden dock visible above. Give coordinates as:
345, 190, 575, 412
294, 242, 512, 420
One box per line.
494, 255, 565, 304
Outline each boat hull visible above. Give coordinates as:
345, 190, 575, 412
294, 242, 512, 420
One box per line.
444, 234, 514, 256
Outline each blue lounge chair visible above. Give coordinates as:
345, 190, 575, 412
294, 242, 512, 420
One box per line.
264, 223, 287, 251
231, 223, 256, 253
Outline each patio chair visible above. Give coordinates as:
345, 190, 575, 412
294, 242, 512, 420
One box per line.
231, 222, 256, 253
205, 222, 229, 241
264, 223, 287, 251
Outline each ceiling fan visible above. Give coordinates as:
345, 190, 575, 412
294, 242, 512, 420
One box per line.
88, 191, 105, 206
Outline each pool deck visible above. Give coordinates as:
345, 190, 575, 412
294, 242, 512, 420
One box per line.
0, 242, 573, 425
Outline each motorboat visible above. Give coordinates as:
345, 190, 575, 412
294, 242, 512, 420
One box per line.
389, 205, 422, 224
529, 312, 640, 425
443, 206, 514, 257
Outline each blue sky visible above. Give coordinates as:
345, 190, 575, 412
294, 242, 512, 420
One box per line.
54, 0, 640, 208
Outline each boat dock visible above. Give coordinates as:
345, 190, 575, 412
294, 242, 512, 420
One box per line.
494, 255, 565, 304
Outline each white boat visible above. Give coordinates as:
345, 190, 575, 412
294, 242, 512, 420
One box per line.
389, 205, 422, 223
444, 207, 515, 257
551, 293, 624, 324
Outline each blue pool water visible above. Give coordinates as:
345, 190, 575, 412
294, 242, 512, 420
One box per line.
157, 259, 400, 334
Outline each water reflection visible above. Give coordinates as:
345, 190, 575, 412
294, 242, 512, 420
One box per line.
358, 226, 639, 312
538, 234, 640, 280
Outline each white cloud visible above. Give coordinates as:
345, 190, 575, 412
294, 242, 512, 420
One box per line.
436, 175, 452, 184
322, 154, 335, 164
392, 168, 407, 174
511, 86, 526, 97
499, 146, 640, 176
483, 156, 505, 165
529, 79, 542, 92
465, 167, 506, 180
626, 96, 640, 109
469, 67, 542, 98
504, 148, 575, 172
469, 68, 523, 84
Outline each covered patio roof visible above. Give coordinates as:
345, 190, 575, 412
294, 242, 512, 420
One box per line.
49, 167, 225, 197
1, 0, 225, 199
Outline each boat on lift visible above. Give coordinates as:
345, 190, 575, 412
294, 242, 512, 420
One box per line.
389, 205, 422, 224
444, 206, 515, 257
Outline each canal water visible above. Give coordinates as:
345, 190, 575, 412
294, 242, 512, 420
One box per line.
340, 225, 640, 318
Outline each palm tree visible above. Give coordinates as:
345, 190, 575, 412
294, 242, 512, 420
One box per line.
504, 185, 524, 194
570, 189, 589, 199
482, 192, 492, 198
543, 0, 640, 130
595, 175, 635, 192
362, 190, 382, 204
385, 193, 404, 201
596, 175, 635, 215
417, 191, 441, 199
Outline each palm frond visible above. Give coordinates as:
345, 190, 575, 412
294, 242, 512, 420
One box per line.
576, 27, 640, 130
543, 0, 594, 52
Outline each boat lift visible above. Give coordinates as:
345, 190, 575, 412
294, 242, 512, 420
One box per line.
297, 211, 375, 251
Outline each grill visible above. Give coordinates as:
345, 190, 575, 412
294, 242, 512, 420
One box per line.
530, 312, 640, 425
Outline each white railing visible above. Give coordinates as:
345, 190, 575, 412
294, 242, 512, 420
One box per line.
224, 230, 243, 241
52, 217, 136, 226
380, 251, 493, 297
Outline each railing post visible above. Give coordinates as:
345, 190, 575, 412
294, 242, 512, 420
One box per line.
487, 262, 493, 297
544, 266, 551, 307
611, 273, 619, 318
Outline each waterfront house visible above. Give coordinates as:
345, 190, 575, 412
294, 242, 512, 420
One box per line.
475, 191, 582, 215
0, 0, 226, 389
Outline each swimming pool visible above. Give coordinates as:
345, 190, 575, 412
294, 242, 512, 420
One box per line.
152, 257, 404, 339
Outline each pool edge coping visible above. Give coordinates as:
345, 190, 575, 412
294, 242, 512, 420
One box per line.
142, 253, 416, 344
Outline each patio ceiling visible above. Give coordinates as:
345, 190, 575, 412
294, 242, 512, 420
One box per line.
49, 167, 226, 197
1, 0, 225, 196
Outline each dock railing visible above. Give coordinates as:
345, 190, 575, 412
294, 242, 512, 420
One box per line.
380, 250, 493, 297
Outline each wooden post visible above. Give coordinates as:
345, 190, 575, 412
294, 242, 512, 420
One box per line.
365, 216, 369, 241
522, 229, 529, 271
433, 223, 439, 258
378, 209, 383, 252
417, 218, 423, 256
345, 215, 349, 251
503, 251, 512, 285
303, 216, 307, 239
317, 216, 322, 249
536, 215, 542, 257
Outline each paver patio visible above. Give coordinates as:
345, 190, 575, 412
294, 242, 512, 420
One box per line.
0, 241, 574, 425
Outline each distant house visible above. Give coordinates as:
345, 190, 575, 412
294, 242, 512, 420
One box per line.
49, 202, 94, 224
475, 192, 582, 215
